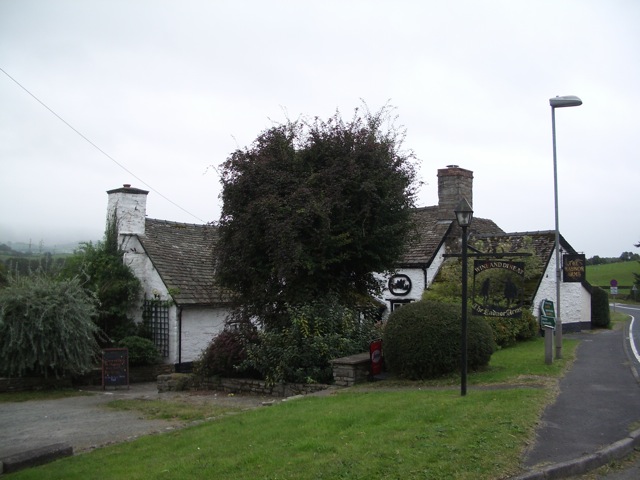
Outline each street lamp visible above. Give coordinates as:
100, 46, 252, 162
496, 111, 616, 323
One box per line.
455, 198, 473, 396
550, 95, 582, 359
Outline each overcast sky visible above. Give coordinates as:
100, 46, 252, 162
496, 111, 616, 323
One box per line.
1, 0, 638, 257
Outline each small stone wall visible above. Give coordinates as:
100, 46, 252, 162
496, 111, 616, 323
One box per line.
330, 352, 371, 387
72, 364, 175, 387
0, 364, 176, 393
0, 376, 72, 393
130, 364, 174, 383
157, 373, 329, 397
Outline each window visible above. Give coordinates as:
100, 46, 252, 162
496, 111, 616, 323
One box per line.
390, 299, 414, 312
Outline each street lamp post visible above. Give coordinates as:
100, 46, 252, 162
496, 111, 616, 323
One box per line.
550, 95, 582, 359
455, 198, 473, 396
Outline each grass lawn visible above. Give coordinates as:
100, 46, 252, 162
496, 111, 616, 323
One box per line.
105, 397, 242, 422
587, 261, 638, 298
7, 337, 578, 480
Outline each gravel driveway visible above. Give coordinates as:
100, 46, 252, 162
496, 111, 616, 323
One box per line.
0, 383, 271, 459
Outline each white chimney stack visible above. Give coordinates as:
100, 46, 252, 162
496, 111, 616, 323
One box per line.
106, 185, 149, 238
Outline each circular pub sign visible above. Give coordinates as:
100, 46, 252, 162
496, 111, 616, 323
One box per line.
389, 274, 412, 296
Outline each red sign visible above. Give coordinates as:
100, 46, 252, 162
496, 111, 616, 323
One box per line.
369, 340, 383, 376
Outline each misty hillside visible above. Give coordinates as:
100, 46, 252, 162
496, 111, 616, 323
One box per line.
0, 240, 91, 256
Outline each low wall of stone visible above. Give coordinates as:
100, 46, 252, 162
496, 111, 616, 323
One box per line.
0, 364, 175, 393
330, 352, 371, 387
0, 376, 72, 393
158, 373, 329, 398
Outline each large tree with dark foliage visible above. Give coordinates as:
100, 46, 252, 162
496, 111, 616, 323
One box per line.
216, 106, 419, 328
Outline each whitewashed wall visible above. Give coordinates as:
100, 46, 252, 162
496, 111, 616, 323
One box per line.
118, 235, 178, 362
120, 235, 169, 319
107, 191, 147, 236
376, 243, 448, 313
426, 244, 447, 288
532, 248, 591, 330
180, 307, 229, 363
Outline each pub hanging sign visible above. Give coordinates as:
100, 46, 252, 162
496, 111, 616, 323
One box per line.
472, 260, 525, 318
563, 254, 586, 283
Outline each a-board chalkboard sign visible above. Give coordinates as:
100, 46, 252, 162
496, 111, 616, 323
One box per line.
102, 348, 129, 389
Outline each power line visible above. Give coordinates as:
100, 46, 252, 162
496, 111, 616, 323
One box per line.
0, 66, 206, 224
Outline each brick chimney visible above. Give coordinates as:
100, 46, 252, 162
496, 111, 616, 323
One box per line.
437, 165, 473, 218
106, 184, 149, 238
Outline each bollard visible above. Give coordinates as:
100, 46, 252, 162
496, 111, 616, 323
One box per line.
544, 327, 554, 365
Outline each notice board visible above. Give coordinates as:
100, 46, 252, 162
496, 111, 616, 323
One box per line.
102, 348, 129, 389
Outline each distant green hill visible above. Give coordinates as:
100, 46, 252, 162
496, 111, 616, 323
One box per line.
586, 261, 639, 297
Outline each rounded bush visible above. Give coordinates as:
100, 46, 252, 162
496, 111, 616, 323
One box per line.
117, 336, 160, 367
383, 299, 495, 379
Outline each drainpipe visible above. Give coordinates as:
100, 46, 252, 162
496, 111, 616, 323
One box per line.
423, 266, 428, 290
177, 306, 183, 366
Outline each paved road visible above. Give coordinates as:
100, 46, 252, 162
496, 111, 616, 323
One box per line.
621, 304, 640, 374
573, 304, 640, 480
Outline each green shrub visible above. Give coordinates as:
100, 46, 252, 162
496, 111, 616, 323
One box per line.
0, 274, 100, 377
485, 309, 539, 348
383, 299, 495, 379
59, 217, 141, 346
241, 297, 379, 385
591, 286, 611, 328
517, 309, 539, 340
117, 336, 160, 367
196, 325, 260, 378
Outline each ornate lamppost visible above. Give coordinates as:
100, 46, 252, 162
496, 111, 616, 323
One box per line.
454, 198, 473, 396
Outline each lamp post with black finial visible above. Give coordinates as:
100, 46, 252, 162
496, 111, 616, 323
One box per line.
454, 198, 473, 396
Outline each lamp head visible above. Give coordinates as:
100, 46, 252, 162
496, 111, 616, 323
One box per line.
549, 95, 582, 108
454, 198, 473, 227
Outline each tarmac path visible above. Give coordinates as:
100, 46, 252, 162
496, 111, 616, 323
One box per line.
523, 324, 640, 468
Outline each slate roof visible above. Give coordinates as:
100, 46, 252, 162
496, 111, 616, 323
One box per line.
135, 208, 507, 302
400, 206, 505, 266
399, 207, 452, 266
137, 218, 232, 306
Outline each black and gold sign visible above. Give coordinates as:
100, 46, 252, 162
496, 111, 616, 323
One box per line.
472, 261, 525, 318
563, 254, 585, 283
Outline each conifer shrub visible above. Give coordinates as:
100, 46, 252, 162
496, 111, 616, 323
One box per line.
383, 299, 495, 379
117, 336, 160, 367
591, 286, 611, 328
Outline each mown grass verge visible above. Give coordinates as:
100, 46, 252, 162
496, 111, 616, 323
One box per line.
7, 337, 578, 480
105, 397, 242, 422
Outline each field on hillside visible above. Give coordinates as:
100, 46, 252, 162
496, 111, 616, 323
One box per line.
586, 261, 638, 297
